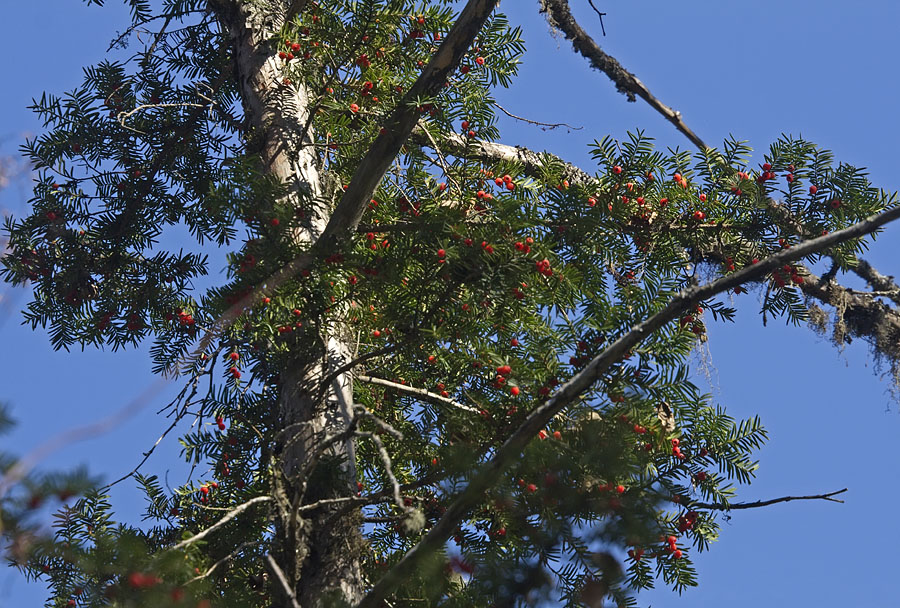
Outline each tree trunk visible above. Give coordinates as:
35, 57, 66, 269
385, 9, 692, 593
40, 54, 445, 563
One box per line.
214, 1, 364, 604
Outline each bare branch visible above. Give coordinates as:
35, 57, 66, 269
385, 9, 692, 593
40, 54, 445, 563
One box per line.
538, 0, 709, 151
693, 488, 847, 510
355, 202, 900, 608
265, 554, 302, 608
356, 374, 479, 413
493, 100, 582, 131
171, 496, 272, 551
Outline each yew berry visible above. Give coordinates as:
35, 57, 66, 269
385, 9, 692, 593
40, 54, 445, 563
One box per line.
229, 367, 241, 379
372, 329, 381, 338
270, 218, 280, 226
262, 297, 271, 305
229, 352, 239, 361
200, 485, 210, 495
526, 483, 537, 493
699, 193, 707, 202
461, 120, 470, 130
460, 65, 470, 74
672, 549, 683, 559
437, 248, 446, 258
552, 430, 562, 440
809, 185, 818, 195
510, 338, 519, 347
467, 130, 476, 139
538, 430, 548, 440
615, 484, 625, 494
475, 56, 485, 65
349, 103, 360, 113
613, 165, 623, 175
510, 386, 520, 396
692, 210, 706, 221
438, 182, 447, 191
830, 198, 842, 209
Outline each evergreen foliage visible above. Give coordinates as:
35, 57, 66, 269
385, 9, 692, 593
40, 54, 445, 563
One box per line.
1, 1, 896, 607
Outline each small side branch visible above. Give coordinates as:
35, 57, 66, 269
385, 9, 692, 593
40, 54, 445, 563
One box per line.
493, 101, 582, 131
265, 554, 302, 608
356, 374, 479, 413
693, 488, 847, 511
171, 495, 272, 551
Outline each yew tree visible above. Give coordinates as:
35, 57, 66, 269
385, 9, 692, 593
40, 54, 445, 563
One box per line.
2, 1, 900, 607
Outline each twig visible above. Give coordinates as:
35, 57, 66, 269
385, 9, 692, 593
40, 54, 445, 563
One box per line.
693, 488, 847, 510
186, 540, 258, 584
586, 0, 607, 36
358, 431, 408, 514
265, 554, 302, 608
356, 375, 479, 413
171, 495, 272, 551
493, 100, 582, 131
354, 202, 900, 608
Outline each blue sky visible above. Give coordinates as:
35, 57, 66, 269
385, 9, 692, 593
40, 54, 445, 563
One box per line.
2, 1, 899, 606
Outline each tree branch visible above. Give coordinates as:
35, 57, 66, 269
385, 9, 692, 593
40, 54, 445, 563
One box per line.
317, 0, 500, 246
693, 488, 847, 511
356, 202, 900, 607
356, 374, 479, 413
538, 0, 709, 151
266, 553, 302, 608
171, 495, 272, 551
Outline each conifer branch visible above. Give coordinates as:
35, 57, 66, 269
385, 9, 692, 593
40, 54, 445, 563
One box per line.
355, 203, 900, 608
317, 0, 501, 246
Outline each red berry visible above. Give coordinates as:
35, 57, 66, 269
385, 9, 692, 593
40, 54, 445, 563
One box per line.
229, 352, 239, 361
437, 248, 446, 258
510, 386, 520, 396
349, 103, 360, 113
526, 483, 537, 493
615, 484, 625, 494
613, 165, 622, 175
552, 430, 562, 440
270, 218, 280, 226
475, 56, 485, 65
809, 185, 818, 195
372, 329, 381, 338
229, 367, 241, 379
461, 120, 469, 130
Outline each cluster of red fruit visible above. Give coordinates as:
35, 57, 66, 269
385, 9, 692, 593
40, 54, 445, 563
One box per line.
535, 258, 553, 277
127, 572, 162, 590
513, 237, 534, 253
671, 437, 686, 460
677, 510, 699, 532
460, 119, 476, 139
771, 263, 804, 288
664, 534, 683, 559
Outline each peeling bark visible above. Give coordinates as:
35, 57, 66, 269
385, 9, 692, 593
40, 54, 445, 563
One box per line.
214, 1, 364, 604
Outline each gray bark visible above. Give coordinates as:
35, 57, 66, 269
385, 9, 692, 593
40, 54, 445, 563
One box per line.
214, 1, 364, 604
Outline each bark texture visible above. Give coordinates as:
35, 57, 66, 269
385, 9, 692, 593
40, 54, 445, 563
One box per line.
214, 1, 364, 604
